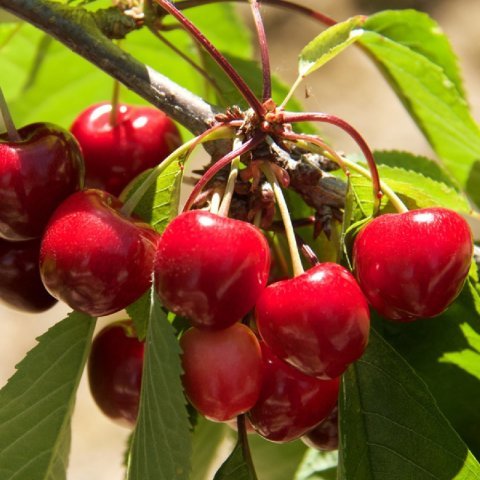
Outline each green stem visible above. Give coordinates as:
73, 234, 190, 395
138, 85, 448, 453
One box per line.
261, 160, 304, 277
120, 124, 235, 216
0, 88, 21, 142
218, 136, 243, 217
109, 78, 121, 127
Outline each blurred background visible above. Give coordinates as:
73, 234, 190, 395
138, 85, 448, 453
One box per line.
1, 0, 479, 478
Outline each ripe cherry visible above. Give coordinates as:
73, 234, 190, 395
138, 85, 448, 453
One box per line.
353, 207, 473, 321
0, 238, 56, 313
248, 343, 339, 443
70, 102, 182, 196
40, 189, 159, 317
0, 122, 84, 241
155, 210, 271, 330
88, 320, 144, 427
301, 406, 338, 451
180, 323, 263, 422
256, 263, 370, 379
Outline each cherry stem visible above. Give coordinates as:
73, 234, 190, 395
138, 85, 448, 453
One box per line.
261, 159, 304, 277
109, 78, 121, 127
218, 136, 244, 217
209, 189, 222, 214
183, 132, 265, 212
278, 111, 383, 215
175, 0, 337, 27
121, 123, 236, 216
237, 415, 258, 480
0, 87, 21, 142
249, 0, 271, 101
153, 0, 265, 117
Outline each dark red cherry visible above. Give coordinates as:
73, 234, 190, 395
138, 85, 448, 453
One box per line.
0, 122, 84, 241
70, 102, 181, 196
256, 263, 370, 379
0, 238, 56, 313
40, 189, 159, 317
301, 406, 338, 451
88, 320, 144, 427
353, 207, 473, 321
248, 343, 339, 443
155, 210, 271, 330
180, 323, 263, 422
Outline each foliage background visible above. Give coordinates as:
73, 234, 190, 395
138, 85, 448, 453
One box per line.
0, 0, 479, 478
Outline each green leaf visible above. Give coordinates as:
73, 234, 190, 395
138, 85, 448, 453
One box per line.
339, 328, 480, 479
298, 16, 365, 78
127, 290, 191, 480
364, 10, 465, 97
375, 278, 480, 458
349, 161, 471, 217
361, 13, 480, 207
0, 312, 95, 480
126, 290, 151, 341
213, 436, 256, 480
294, 450, 338, 480
124, 159, 183, 233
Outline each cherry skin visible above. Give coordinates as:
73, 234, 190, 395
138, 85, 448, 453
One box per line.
256, 263, 370, 379
40, 189, 159, 317
301, 406, 338, 451
88, 320, 144, 427
353, 207, 473, 321
0, 238, 57, 313
0, 122, 84, 241
155, 210, 271, 330
70, 102, 182, 196
248, 343, 339, 443
180, 323, 263, 422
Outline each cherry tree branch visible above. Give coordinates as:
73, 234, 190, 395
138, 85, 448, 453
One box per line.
0, 0, 218, 135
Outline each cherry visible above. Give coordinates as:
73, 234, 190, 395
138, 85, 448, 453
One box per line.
353, 207, 473, 321
0, 238, 56, 313
301, 406, 338, 451
255, 263, 370, 379
180, 323, 263, 422
248, 343, 339, 443
0, 122, 84, 241
70, 102, 182, 196
88, 320, 144, 427
40, 189, 159, 317
155, 210, 271, 330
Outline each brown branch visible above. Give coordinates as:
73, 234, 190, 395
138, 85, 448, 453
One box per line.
0, 0, 218, 135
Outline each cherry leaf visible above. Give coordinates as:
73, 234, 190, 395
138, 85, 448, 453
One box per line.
0, 312, 95, 480
340, 328, 480, 479
127, 290, 191, 480
298, 16, 365, 78
293, 450, 338, 480
361, 11, 480, 207
213, 439, 256, 480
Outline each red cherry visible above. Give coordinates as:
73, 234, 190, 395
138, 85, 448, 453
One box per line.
70, 102, 182, 196
180, 323, 263, 422
88, 320, 144, 427
0, 238, 56, 313
0, 122, 84, 241
256, 263, 370, 379
353, 207, 473, 321
301, 406, 338, 451
155, 211, 271, 330
40, 189, 159, 317
248, 343, 339, 443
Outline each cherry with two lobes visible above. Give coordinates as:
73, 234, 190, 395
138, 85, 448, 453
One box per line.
0, 122, 84, 241
70, 102, 182, 196
88, 320, 144, 427
353, 207, 473, 321
40, 189, 160, 317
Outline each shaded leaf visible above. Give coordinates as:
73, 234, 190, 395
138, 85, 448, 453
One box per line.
294, 449, 338, 480
126, 290, 151, 341
127, 290, 191, 480
0, 312, 95, 480
339, 329, 480, 479
213, 436, 256, 480
298, 16, 365, 78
